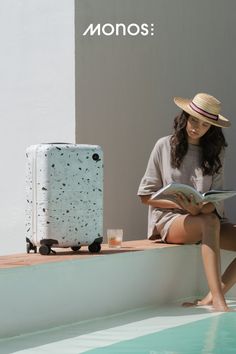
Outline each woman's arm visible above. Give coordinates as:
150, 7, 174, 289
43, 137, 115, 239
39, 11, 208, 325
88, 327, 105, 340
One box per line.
140, 194, 215, 215
140, 195, 183, 209
141, 193, 202, 215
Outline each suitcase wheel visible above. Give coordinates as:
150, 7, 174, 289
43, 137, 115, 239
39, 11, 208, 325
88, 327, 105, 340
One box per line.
88, 242, 101, 253
71, 246, 81, 252
26, 242, 31, 254
26, 238, 37, 254
39, 244, 51, 255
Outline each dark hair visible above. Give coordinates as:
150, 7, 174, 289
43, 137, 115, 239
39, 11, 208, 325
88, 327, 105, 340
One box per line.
170, 111, 228, 175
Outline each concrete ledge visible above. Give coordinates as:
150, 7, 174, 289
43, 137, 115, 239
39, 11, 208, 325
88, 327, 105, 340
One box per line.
0, 240, 235, 339
0, 240, 177, 269
0, 241, 196, 338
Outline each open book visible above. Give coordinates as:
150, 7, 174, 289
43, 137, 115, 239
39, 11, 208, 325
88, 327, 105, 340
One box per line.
150, 183, 236, 203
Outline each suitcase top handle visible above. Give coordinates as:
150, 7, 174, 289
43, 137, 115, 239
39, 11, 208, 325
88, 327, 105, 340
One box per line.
41, 142, 72, 144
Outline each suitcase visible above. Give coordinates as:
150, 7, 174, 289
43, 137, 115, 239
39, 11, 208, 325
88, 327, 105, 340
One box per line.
25, 143, 103, 255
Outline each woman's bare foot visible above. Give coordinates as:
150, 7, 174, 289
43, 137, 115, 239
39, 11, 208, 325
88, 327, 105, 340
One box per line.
182, 298, 229, 311
182, 291, 213, 307
200, 291, 230, 311
182, 299, 200, 307
195, 292, 212, 306
212, 297, 229, 312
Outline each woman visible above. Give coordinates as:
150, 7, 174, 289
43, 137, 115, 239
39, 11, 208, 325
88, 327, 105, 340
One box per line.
138, 92, 236, 312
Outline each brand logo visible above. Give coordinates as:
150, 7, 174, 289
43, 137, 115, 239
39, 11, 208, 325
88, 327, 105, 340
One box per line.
83, 23, 155, 37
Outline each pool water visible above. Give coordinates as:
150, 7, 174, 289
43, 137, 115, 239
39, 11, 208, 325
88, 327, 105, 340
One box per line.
0, 303, 235, 353
86, 312, 236, 354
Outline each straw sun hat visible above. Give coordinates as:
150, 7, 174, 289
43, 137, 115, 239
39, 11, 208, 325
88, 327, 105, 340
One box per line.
174, 92, 230, 128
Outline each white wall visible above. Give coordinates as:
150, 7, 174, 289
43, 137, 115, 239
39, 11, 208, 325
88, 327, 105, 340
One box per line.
75, 0, 236, 240
0, 0, 75, 255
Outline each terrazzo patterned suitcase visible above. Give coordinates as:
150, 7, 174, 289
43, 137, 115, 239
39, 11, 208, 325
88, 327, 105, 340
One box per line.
25, 143, 103, 255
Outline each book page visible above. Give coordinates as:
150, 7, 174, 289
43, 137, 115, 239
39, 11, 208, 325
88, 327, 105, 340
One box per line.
151, 183, 203, 203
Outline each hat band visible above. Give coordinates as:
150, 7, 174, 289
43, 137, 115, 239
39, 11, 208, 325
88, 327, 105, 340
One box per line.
189, 101, 218, 121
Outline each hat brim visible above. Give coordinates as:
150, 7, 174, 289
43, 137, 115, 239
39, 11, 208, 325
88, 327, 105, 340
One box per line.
174, 97, 231, 128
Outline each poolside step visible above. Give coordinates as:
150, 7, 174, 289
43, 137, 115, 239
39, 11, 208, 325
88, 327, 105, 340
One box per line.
0, 240, 235, 339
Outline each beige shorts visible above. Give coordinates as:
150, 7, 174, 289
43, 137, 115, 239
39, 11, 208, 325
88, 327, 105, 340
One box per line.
155, 210, 229, 243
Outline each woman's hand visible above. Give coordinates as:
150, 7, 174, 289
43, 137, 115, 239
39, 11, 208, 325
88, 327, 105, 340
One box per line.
174, 192, 203, 215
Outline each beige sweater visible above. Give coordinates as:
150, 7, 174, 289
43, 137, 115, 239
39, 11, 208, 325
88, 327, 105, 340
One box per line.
137, 135, 225, 240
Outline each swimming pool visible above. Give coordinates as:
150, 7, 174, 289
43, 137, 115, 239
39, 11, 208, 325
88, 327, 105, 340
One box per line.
86, 311, 236, 354
1, 302, 235, 354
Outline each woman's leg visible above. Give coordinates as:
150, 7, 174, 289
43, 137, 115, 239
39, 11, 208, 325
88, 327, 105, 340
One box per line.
194, 257, 236, 306
220, 223, 236, 251
182, 223, 236, 307
166, 213, 228, 311
221, 257, 236, 292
